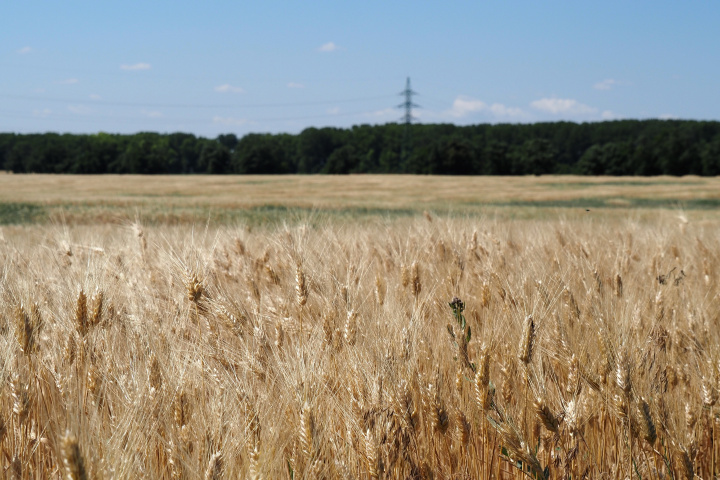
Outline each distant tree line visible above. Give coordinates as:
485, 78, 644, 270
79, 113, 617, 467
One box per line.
2, 120, 720, 175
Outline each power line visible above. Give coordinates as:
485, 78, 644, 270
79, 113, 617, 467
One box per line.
0, 108, 388, 125
0, 93, 396, 110
0, 79, 430, 131
3, 61, 406, 85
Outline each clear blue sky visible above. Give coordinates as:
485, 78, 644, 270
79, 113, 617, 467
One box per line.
2, 1, 718, 137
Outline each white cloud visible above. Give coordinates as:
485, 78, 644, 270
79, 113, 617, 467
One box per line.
33, 108, 52, 118
488, 103, 526, 117
120, 63, 151, 71
445, 96, 527, 119
17, 46, 33, 55
58, 78, 79, 85
530, 97, 597, 115
318, 41, 339, 52
447, 96, 487, 117
68, 105, 92, 115
89, 94, 102, 100
594, 79, 618, 90
287, 82, 305, 89
214, 84, 245, 94
659, 113, 677, 120
326, 107, 340, 115
213, 116, 250, 126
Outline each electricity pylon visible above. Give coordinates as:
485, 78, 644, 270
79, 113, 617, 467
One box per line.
398, 77, 420, 125
397, 77, 419, 167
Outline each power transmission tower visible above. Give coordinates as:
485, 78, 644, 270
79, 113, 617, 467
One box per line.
398, 77, 419, 125
397, 77, 419, 168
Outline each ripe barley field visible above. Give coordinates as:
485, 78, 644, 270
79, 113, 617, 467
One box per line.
1, 174, 720, 479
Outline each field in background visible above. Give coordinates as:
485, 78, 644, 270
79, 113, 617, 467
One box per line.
1, 175, 720, 478
1, 174, 719, 225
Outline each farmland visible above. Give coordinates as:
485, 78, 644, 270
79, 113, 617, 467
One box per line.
1, 173, 719, 225
1, 174, 719, 478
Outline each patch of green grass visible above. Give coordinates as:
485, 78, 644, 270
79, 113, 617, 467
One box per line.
489, 198, 611, 209
32, 203, 421, 227
7, 196, 717, 227
209, 205, 418, 227
630, 197, 720, 209
0, 202, 46, 224
490, 197, 720, 210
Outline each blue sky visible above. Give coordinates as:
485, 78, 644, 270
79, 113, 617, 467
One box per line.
2, 1, 718, 137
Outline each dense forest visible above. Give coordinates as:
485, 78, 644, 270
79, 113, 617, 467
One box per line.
2, 119, 720, 175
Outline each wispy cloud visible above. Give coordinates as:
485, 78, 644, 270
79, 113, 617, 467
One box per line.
214, 84, 245, 94
213, 116, 250, 126
594, 79, 619, 90
318, 41, 339, 52
659, 113, 677, 120
447, 97, 487, 117
17, 46, 33, 55
530, 97, 596, 115
287, 82, 305, 89
33, 108, 52, 118
120, 63, 151, 71
89, 94, 102, 100
58, 78, 79, 85
326, 107, 340, 115
68, 105, 92, 115
446, 96, 527, 119
488, 103, 526, 117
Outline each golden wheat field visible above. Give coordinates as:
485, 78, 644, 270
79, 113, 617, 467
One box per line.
1, 174, 720, 479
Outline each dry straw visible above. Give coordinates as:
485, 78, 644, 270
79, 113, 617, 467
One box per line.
2, 205, 720, 478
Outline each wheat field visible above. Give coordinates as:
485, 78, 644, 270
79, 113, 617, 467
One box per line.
1, 175, 719, 479
1, 173, 719, 225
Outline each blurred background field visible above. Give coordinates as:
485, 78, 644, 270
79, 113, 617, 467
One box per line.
1, 174, 719, 226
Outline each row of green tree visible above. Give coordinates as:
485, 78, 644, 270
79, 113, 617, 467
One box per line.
2, 120, 720, 175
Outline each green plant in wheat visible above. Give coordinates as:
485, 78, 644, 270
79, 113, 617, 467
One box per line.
447, 297, 475, 373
